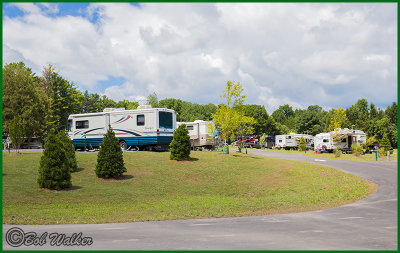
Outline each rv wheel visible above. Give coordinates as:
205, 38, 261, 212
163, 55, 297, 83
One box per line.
120, 140, 128, 150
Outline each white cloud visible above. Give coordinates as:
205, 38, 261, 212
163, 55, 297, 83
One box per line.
3, 3, 397, 113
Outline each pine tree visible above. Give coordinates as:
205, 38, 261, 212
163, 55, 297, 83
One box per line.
380, 133, 391, 153
170, 124, 191, 161
95, 126, 126, 179
298, 137, 306, 151
38, 131, 72, 190
57, 131, 78, 172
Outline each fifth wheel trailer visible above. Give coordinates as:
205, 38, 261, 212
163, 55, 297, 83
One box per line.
177, 120, 215, 148
66, 106, 176, 151
314, 128, 366, 152
275, 133, 314, 150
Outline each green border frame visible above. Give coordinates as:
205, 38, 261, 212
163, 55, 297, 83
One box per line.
0, 1, 398, 252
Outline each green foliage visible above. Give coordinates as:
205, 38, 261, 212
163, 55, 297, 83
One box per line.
41, 65, 83, 133
259, 134, 266, 149
212, 81, 256, 144
295, 105, 327, 135
37, 131, 72, 190
328, 108, 348, 131
298, 137, 306, 151
351, 144, 363, 157
146, 92, 159, 108
170, 124, 191, 160
366, 135, 378, 147
80, 91, 138, 113
272, 104, 295, 124
95, 126, 126, 179
3, 62, 49, 141
333, 148, 341, 158
380, 133, 391, 153
377, 147, 387, 157
57, 131, 78, 172
221, 80, 245, 108
385, 102, 397, 125
8, 116, 26, 153
243, 105, 279, 136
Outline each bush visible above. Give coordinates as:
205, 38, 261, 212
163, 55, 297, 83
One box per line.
380, 133, 391, 153
351, 144, 363, 157
298, 137, 305, 151
95, 126, 126, 179
57, 131, 78, 172
37, 131, 71, 190
333, 148, 341, 158
170, 124, 191, 160
378, 147, 387, 157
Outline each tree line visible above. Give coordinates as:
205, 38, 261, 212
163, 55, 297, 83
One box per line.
3, 62, 397, 148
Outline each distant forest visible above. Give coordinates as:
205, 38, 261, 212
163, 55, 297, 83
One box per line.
3, 62, 397, 147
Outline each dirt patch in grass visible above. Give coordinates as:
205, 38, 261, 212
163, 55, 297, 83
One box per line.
97, 174, 134, 181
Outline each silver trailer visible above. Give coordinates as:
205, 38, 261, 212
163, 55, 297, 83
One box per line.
177, 120, 215, 148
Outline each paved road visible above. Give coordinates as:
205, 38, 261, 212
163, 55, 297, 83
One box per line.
3, 150, 397, 250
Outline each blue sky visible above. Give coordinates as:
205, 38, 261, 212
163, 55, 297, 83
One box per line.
3, 3, 397, 112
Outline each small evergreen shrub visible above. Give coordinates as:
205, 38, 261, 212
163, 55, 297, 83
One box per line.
380, 133, 391, 153
170, 124, 191, 160
333, 147, 341, 158
38, 131, 72, 190
351, 144, 363, 157
298, 137, 306, 151
57, 131, 78, 172
95, 126, 126, 179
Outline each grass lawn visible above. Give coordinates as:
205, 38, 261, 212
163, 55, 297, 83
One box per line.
3, 151, 376, 225
303, 150, 397, 161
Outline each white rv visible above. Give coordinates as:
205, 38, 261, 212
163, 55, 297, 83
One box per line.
314, 128, 366, 152
66, 106, 176, 151
177, 120, 215, 148
275, 133, 314, 150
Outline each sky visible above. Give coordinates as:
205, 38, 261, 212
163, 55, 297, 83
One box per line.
3, 3, 397, 113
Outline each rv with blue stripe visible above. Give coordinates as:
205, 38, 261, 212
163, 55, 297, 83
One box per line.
66, 105, 176, 151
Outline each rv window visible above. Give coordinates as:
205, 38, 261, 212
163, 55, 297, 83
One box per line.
286, 136, 291, 139
323, 139, 329, 143
279, 140, 282, 143
187, 125, 194, 130
76, 120, 89, 129
159, 111, 173, 129
66, 120, 73, 132
341, 138, 347, 143
137, 115, 145, 126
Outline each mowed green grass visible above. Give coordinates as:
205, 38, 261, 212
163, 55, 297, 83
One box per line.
304, 150, 397, 161
3, 151, 376, 225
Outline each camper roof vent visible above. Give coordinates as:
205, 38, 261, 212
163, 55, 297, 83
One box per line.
138, 105, 152, 109
114, 108, 125, 112
103, 108, 115, 112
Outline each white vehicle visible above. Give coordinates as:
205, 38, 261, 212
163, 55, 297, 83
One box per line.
275, 133, 314, 150
177, 120, 215, 148
66, 105, 176, 151
263, 135, 275, 149
314, 128, 366, 152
